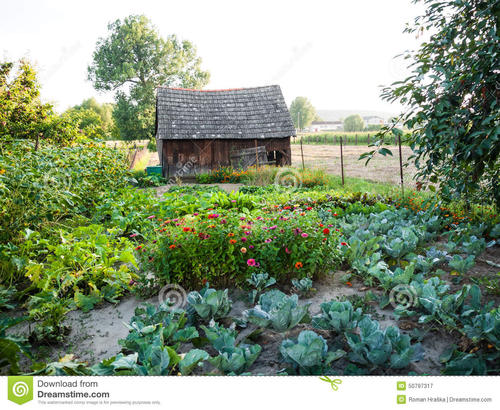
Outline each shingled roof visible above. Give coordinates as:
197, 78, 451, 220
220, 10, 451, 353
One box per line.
155, 85, 296, 140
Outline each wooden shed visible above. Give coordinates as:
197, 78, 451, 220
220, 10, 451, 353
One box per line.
154, 85, 296, 178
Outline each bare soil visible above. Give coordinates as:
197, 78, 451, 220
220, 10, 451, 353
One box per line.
291, 144, 418, 187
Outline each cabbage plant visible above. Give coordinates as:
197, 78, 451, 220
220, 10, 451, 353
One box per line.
243, 290, 310, 332
186, 284, 232, 322
345, 316, 423, 369
312, 300, 364, 332
280, 330, 345, 375
247, 272, 276, 304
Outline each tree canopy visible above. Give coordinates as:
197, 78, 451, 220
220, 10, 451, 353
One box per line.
88, 15, 210, 140
289, 97, 317, 130
363, 0, 500, 207
343, 114, 365, 132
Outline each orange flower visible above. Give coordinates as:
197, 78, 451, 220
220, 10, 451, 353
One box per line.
346, 282, 353, 287
169, 244, 176, 249
229, 239, 237, 244
228, 232, 235, 237
295, 261, 303, 269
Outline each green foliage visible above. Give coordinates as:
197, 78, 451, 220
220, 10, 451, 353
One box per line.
280, 330, 345, 375
186, 284, 232, 322
448, 254, 475, 275
289, 97, 317, 130
346, 316, 423, 369
291, 277, 313, 295
368, 0, 500, 207
146, 206, 343, 288
0, 316, 31, 374
244, 289, 310, 332
88, 15, 209, 139
0, 60, 52, 142
246, 272, 276, 304
312, 300, 364, 333
196, 166, 248, 183
0, 140, 130, 247
24, 225, 136, 310
343, 114, 364, 132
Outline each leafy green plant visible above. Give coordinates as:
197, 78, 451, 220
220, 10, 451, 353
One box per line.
291, 277, 313, 296
243, 289, 310, 332
186, 284, 232, 322
0, 316, 31, 374
448, 255, 475, 275
312, 300, 364, 333
246, 272, 276, 304
121, 303, 198, 350
345, 316, 423, 370
209, 344, 261, 375
280, 330, 345, 375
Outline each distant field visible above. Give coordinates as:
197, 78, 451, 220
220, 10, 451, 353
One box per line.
291, 144, 417, 187
294, 131, 411, 146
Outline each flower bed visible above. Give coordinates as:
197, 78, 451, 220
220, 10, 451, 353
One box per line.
143, 207, 343, 288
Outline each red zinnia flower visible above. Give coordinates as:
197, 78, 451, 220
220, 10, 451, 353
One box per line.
247, 258, 257, 266
340, 242, 347, 246
322, 228, 330, 235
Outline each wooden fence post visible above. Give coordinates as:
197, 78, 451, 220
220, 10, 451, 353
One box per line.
300, 138, 305, 170
340, 136, 345, 186
355, 134, 358, 145
398, 133, 404, 197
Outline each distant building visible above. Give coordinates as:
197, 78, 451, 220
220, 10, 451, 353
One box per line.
362, 115, 386, 126
306, 120, 343, 132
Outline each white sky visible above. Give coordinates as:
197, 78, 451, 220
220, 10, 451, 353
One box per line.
1, 0, 423, 114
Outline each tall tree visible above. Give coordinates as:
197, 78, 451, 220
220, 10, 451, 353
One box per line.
343, 114, 365, 132
363, 0, 500, 207
289, 97, 317, 130
88, 15, 210, 140
68, 97, 116, 138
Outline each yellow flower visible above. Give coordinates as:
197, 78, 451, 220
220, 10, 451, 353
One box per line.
0, 169, 5, 175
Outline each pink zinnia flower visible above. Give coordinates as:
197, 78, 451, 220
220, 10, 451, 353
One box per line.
241, 237, 247, 242
129, 233, 138, 238
147, 215, 155, 219
285, 247, 291, 254
247, 258, 256, 266
301, 233, 309, 238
